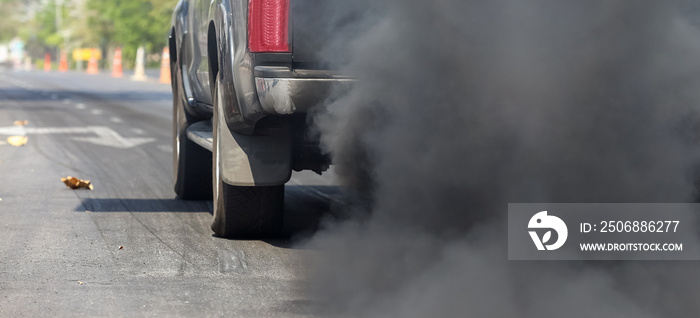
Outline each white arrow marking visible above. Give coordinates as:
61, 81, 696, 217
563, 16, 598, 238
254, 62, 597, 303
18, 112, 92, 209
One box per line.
72, 127, 154, 149
0, 125, 155, 149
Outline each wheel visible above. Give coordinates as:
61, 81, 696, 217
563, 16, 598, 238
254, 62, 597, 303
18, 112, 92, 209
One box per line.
172, 59, 212, 200
211, 77, 284, 238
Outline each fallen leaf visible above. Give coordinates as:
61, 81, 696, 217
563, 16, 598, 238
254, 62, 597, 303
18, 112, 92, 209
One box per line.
61, 176, 94, 190
7, 136, 27, 147
13, 120, 28, 126
78, 281, 83, 285
119, 246, 124, 250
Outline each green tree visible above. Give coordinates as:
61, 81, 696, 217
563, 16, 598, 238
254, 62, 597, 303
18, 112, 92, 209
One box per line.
86, 0, 172, 68
0, 0, 26, 42
14, 0, 66, 61
34, 1, 63, 47
0, 0, 173, 68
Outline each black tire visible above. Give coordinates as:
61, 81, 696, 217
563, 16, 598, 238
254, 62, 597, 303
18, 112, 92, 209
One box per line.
211, 77, 284, 238
172, 60, 212, 200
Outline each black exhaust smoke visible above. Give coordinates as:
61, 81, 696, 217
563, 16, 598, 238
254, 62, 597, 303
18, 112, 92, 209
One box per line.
306, 1, 700, 316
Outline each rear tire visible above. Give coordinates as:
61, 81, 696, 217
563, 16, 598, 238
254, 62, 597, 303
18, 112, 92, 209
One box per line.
210, 77, 284, 238
212, 181, 284, 238
172, 61, 212, 200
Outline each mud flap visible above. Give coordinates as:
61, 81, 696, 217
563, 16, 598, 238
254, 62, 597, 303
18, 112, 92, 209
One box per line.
215, 96, 292, 186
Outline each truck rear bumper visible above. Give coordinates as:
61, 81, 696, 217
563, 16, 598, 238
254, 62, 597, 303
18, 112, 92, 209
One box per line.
254, 66, 354, 115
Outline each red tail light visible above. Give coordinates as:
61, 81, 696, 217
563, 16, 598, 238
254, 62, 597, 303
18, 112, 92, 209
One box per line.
248, 0, 290, 52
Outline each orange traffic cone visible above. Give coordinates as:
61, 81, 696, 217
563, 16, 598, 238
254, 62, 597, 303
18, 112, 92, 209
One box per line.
112, 47, 123, 78
58, 52, 68, 72
159, 47, 171, 84
87, 50, 99, 75
44, 53, 51, 72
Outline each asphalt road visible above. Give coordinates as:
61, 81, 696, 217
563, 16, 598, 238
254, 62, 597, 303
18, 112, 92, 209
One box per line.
0, 70, 339, 317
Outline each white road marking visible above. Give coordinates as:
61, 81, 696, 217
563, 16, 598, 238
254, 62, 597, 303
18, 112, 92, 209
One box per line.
109, 117, 123, 123
131, 128, 145, 135
157, 144, 172, 152
0, 125, 154, 149
90, 109, 103, 115
62, 99, 71, 104
75, 103, 86, 109
73, 127, 154, 149
0, 74, 35, 90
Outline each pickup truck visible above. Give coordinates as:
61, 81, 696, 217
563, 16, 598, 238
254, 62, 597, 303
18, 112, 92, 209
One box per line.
169, 0, 354, 238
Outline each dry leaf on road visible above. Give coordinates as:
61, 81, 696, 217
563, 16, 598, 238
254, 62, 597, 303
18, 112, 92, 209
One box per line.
13, 120, 28, 126
61, 176, 94, 190
7, 136, 28, 147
